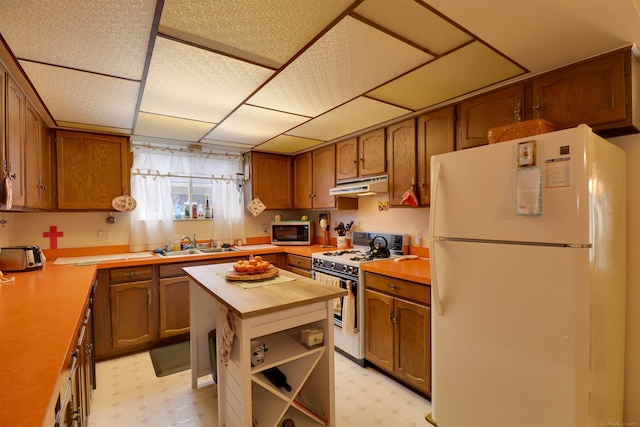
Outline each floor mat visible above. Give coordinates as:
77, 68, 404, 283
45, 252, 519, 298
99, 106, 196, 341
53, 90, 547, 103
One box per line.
149, 341, 190, 377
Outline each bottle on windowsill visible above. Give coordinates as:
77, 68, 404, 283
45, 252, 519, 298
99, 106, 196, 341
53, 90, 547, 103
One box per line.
205, 194, 212, 219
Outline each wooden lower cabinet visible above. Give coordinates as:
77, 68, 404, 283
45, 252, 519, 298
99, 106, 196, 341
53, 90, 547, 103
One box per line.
364, 272, 431, 395
95, 265, 160, 360
110, 280, 157, 349
159, 276, 190, 338
96, 257, 265, 360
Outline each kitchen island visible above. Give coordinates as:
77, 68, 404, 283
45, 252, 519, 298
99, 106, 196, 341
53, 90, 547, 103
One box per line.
184, 262, 346, 427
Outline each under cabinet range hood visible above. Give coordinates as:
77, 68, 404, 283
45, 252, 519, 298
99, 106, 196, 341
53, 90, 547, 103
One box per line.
329, 175, 388, 197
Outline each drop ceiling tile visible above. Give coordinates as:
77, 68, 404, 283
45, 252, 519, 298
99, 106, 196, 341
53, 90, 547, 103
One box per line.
205, 105, 310, 145
135, 112, 215, 142
141, 37, 274, 123
159, 0, 352, 68
287, 97, 411, 142
367, 41, 526, 110
248, 15, 433, 117
0, 0, 155, 80
254, 135, 325, 154
20, 61, 140, 130
354, 0, 473, 55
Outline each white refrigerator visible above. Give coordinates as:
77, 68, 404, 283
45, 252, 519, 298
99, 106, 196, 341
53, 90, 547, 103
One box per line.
428, 125, 626, 427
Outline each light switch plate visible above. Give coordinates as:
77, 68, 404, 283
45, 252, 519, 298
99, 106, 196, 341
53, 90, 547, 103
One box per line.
518, 140, 536, 167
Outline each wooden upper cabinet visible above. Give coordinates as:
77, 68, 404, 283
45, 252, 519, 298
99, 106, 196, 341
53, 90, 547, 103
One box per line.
530, 49, 628, 131
312, 144, 336, 209
417, 107, 455, 206
387, 119, 417, 206
24, 100, 40, 208
358, 128, 386, 176
335, 138, 358, 181
456, 84, 525, 150
56, 130, 131, 210
0, 65, 4, 179
293, 145, 336, 210
251, 152, 292, 210
38, 122, 56, 210
5, 74, 26, 207
293, 151, 313, 209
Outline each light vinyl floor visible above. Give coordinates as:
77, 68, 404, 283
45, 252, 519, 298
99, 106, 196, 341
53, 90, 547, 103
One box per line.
89, 350, 432, 427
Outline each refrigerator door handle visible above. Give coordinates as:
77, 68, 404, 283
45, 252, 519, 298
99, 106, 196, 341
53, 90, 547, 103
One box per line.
430, 162, 443, 315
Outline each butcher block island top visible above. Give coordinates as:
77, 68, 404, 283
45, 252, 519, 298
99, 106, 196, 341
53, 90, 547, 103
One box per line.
185, 262, 346, 427
184, 262, 346, 318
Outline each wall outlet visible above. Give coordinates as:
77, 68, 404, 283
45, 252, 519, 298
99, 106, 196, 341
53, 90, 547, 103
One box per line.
261, 223, 269, 234
97, 230, 112, 243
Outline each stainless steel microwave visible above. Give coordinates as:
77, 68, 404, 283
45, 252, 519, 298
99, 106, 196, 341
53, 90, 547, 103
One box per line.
271, 221, 314, 245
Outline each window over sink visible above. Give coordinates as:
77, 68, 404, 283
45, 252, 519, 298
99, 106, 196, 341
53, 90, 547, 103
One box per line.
130, 143, 246, 251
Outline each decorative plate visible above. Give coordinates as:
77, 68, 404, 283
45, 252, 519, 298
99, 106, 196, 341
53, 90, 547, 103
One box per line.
111, 194, 137, 212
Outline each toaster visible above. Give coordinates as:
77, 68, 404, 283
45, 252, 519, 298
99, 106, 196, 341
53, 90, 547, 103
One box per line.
0, 246, 44, 271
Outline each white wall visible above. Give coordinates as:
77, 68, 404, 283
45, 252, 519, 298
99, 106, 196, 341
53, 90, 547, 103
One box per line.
245, 195, 430, 247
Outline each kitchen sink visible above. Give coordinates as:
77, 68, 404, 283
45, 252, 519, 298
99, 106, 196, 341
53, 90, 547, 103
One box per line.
197, 247, 240, 253
156, 247, 241, 257
157, 249, 202, 257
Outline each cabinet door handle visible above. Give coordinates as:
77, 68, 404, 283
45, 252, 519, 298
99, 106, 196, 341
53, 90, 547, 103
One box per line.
129, 272, 136, 278
388, 310, 394, 326
147, 289, 152, 306
514, 99, 522, 123
388, 283, 400, 290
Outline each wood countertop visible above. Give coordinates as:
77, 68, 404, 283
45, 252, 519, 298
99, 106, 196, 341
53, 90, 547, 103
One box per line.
184, 262, 346, 319
0, 263, 97, 427
361, 258, 431, 285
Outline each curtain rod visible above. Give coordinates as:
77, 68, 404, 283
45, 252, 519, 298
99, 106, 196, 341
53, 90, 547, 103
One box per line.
131, 169, 242, 181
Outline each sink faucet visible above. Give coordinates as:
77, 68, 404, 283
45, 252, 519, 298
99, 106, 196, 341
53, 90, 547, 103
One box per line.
181, 234, 195, 249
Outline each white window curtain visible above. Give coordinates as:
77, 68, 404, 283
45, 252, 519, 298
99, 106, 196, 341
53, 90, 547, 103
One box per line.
129, 144, 245, 252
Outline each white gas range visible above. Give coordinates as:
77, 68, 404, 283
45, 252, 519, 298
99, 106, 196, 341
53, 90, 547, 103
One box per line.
311, 231, 407, 365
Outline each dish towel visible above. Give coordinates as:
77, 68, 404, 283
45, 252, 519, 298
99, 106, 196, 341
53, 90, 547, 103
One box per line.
342, 280, 355, 335
314, 272, 342, 314
219, 308, 236, 366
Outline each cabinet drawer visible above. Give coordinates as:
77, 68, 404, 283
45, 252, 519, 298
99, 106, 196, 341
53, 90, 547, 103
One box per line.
364, 272, 430, 305
109, 266, 153, 284
159, 260, 221, 278
287, 254, 312, 270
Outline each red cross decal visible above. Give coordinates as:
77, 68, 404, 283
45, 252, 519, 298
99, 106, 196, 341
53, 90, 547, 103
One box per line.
43, 225, 64, 249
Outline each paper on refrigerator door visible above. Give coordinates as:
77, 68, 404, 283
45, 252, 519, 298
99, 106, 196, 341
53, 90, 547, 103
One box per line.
515, 167, 542, 216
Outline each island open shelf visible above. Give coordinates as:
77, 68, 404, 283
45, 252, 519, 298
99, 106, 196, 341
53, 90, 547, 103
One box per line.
185, 263, 346, 427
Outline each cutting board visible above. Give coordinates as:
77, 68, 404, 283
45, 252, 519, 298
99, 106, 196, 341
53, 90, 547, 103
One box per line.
225, 266, 279, 281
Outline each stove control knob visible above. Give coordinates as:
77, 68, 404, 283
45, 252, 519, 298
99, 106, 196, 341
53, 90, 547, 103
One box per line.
348, 266, 354, 274
330, 262, 336, 269
353, 267, 359, 275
